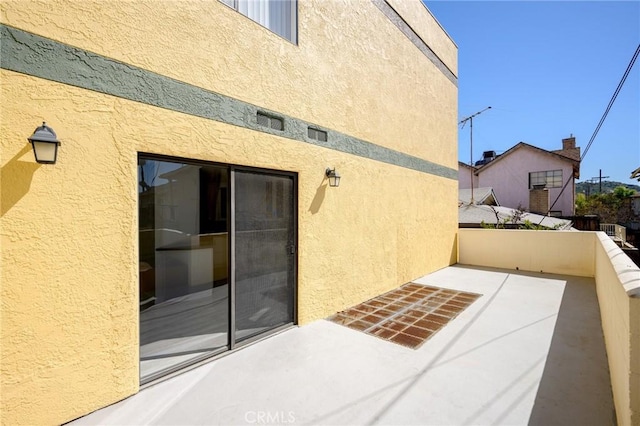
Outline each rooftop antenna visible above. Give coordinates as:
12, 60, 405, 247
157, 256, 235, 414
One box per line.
459, 106, 491, 204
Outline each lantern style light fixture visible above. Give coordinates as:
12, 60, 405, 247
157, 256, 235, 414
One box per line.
28, 122, 60, 164
325, 167, 341, 187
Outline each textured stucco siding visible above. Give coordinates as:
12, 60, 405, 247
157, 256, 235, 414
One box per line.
1, 1, 457, 424
385, 0, 457, 75
1, 71, 140, 425
1, 0, 457, 169
477, 149, 575, 215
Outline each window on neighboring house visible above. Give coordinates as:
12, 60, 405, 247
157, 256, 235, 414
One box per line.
529, 170, 563, 189
220, 0, 297, 43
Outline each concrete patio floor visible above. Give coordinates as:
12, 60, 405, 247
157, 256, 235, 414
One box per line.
70, 265, 615, 425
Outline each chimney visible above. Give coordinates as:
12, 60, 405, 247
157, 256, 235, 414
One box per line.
529, 185, 549, 215
562, 135, 576, 150
553, 134, 580, 168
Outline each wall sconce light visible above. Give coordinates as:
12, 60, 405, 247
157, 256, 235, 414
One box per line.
28, 122, 60, 164
325, 167, 341, 187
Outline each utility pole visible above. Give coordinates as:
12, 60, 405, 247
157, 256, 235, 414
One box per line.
459, 106, 491, 204
590, 169, 610, 194
585, 179, 594, 197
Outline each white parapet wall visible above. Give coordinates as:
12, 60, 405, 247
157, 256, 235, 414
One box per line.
458, 229, 640, 426
458, 229, 596, 277
593, 232, 640, 426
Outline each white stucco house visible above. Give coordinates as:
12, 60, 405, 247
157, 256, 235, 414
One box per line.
459, 137, 580, 216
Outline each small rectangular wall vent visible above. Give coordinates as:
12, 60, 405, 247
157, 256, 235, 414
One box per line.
257, 112, 284, 131
308, 127, 328, 142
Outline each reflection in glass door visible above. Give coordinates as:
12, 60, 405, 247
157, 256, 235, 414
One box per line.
138, 159, 230, 382
233, 171, 295, 342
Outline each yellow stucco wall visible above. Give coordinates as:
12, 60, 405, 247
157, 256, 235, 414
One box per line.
1, 0, 457, 169
1, 72, 141, 425
1, 1, 458, 424
385, 0, 457, 75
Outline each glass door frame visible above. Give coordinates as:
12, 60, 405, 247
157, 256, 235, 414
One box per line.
137, 153, 298, 385
228, 165, 298, 351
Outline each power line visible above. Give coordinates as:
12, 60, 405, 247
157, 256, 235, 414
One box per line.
581, 45, 640, 161
541, 43, 640, 222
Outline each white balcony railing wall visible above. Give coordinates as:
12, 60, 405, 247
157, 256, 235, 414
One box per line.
458, 229, 640, 426
600, 223, 626, 246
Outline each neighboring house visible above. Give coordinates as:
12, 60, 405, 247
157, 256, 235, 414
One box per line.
457, 186, 575, 230
458, 187, 499, 206
458, 204, 573, 230
458, 161, 479, 189
631, 166, 640, 181
459, 137, 580, 216
1, 1, 458, 424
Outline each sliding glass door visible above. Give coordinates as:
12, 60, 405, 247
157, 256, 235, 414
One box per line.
138, 159, 230, 382
138, 156, 296, 383
234, 171, 295, 342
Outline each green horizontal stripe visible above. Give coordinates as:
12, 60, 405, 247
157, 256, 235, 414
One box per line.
1, 24, 457, 180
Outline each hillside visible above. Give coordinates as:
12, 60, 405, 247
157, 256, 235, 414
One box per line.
576, 180, 640, 195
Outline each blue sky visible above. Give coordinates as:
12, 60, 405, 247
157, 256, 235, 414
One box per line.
425, 1, 640, 186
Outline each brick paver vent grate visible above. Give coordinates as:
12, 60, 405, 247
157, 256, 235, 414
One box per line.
328, 283, 482, 349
